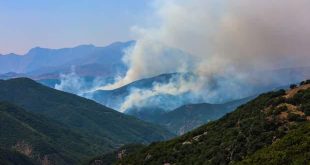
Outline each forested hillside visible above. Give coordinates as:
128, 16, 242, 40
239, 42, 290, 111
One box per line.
117, 80, 310, 165
0, 78, 173, 165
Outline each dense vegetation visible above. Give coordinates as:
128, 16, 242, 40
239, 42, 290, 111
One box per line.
0, 78, 173, 164
118, 82, 310, 165
237, 122, 310, 165
127, 97, 253, 135
87, 144, 145, 165
0, 101, 98, 164
0, 148, 37, 165
160, 97, 254, 135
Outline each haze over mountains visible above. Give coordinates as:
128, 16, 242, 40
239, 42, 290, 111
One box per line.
0, 41, 133, 78
1, 41, 310, 129
1, 39, 309, 114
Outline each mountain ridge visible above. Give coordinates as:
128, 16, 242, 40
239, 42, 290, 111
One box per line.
0, 41, 134, 77
0, 77, 174, 164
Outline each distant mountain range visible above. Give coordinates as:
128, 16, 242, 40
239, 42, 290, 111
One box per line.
0, 78, 173, 164
0, 41, 134, 78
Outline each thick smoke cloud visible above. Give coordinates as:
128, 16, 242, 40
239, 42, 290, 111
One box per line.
119, 74, 201, 112
103, 0, 310, 112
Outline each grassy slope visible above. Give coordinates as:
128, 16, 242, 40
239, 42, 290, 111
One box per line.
118, 83, 310, 165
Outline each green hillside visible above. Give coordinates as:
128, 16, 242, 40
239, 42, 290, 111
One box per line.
87, 144, 145, 165
158, 97, 254, 135
117, 81, 310, 165
0, 101, 102, 164
127, 97, 253, 135
0, 78, 173, 164
0, 148, 37, 165
237, 122, 310, 165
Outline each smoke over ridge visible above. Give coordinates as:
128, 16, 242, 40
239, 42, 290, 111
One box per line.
95, 0, 310, 112
55, 67, 106, 97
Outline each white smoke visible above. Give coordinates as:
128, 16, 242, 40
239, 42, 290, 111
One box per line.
99, 0, 310, 112
55, 67, 106, 97
119, 74, 200, 112
55, 68, 86, 96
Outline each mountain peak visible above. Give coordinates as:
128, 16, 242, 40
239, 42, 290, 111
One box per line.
2, 77, 42, 89
74, 44, 95, 48
26, 46, 49, 55
0, 53, 20, 56
5, 77, 37, 83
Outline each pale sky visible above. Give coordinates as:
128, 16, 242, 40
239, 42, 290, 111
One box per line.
0, 0, 150, 54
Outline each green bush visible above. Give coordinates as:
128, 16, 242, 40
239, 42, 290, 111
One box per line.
267, 97, 286, 107
236, 123, 310, 165
290, 84, 297, 89
300, 80, 310, 85
301, 103, 310, 116
287, 112, 305, 122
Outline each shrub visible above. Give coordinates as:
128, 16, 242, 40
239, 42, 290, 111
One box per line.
299, 80, 310, 86
274, 106, 287, 115
287, 112, 305, 122
290, 84, 297, 89
300, 81, 305, 86
301, 103, 310, 116
287, 90, 305, 105
273, 89, 286, 97
268, 97, 286, 107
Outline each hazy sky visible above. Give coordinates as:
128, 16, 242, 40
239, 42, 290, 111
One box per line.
0, 0, 150, 54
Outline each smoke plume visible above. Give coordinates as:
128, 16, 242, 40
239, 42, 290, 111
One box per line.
103, 0, 310, 112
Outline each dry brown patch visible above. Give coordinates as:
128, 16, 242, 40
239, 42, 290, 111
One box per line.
278, 103, 304, 115
263, 106, 272, 113
278, 112, 288, 120
285, 84, 310, 98
12, 141, 33, 157
266, 116, 273, 122
291, 110, 304, 116
277, 103, 296, 111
